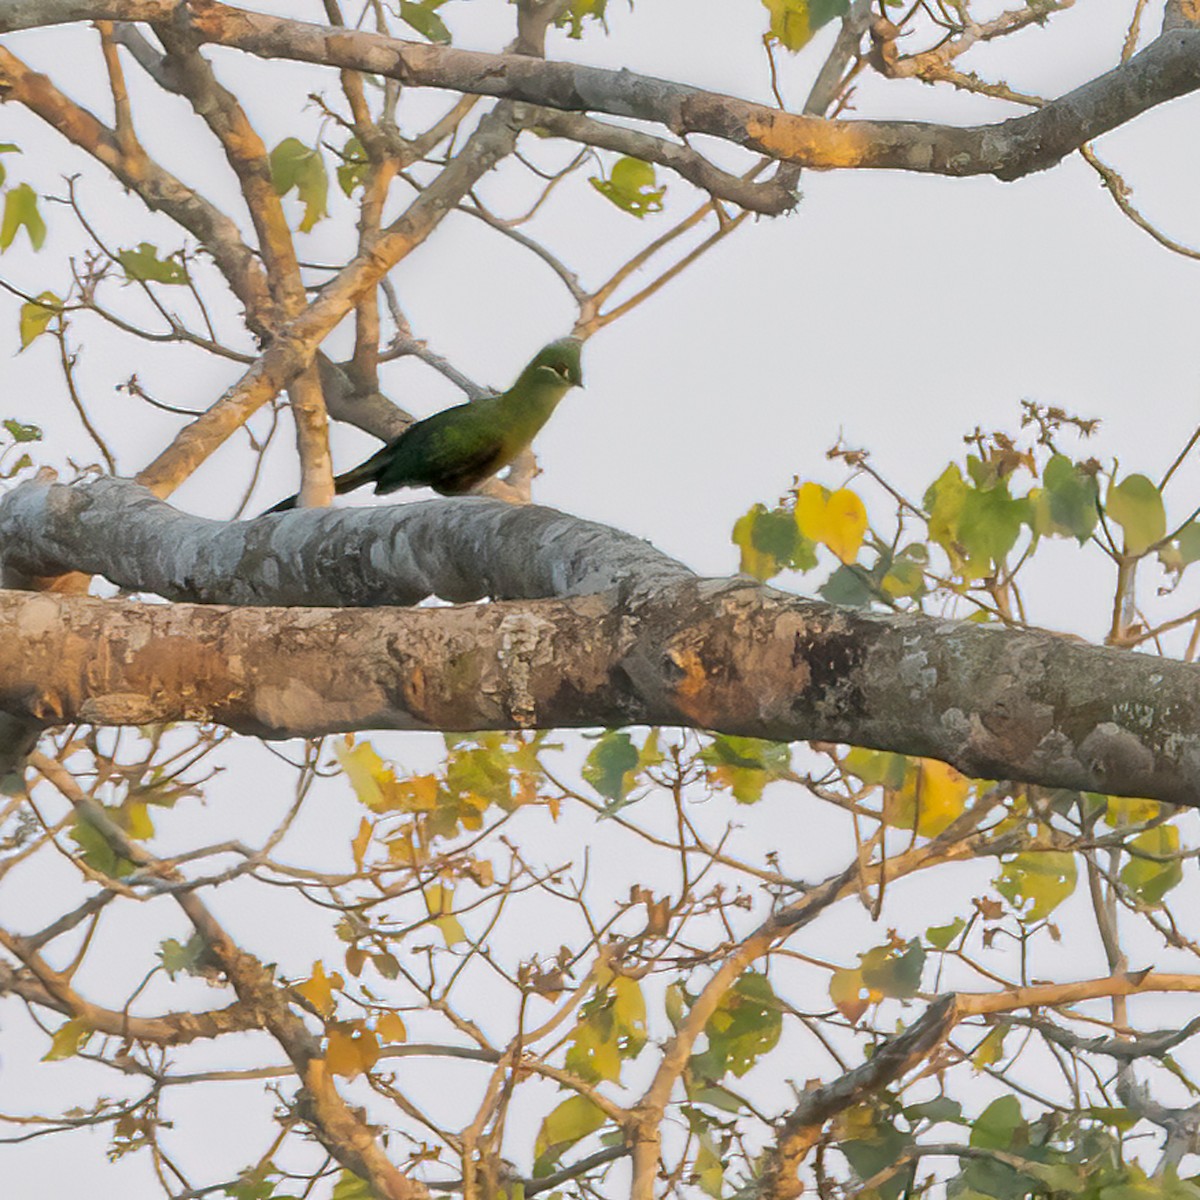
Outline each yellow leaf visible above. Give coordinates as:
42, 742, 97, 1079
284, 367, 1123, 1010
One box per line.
794, 482, 868, 563
1105, 794, 1161, 826
435, 912, 467, 945
972, 1025, 1007, 1068
335, 738, 393, 811
824, 489, 867, 564
794, 482, 828, 542
297, 960, 344, 1018
425, 883, 467, 946
534, 1095, 607, 1162
388, 831, 418, 864
122, 800, 155, 840
43, 1018, 91, 1061
394, 773, 439, 811
325, 1026, 379, 1080
376, 1011, 408, 1043
18, 290, 60, 350
886, 758, 972, 836
612, 976, 646, 1033
351, 817, 372, 869
829, 967, 879, 1023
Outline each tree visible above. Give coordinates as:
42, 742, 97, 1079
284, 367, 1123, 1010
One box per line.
1, 2, 1200, 1198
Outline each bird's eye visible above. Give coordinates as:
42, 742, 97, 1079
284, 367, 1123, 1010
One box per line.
552, 362, 570, 379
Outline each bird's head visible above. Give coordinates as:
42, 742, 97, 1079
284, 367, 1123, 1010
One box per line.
530, 337, 584, 389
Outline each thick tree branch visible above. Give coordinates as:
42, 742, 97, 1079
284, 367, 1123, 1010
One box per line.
4, 2, 1199, 181
1, 479, 1198, 802
0, 477, 693, 606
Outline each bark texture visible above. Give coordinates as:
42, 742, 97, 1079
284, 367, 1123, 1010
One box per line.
0, 477, 693, 605
1, 479, 1198, 802
2, 2, 1198, 181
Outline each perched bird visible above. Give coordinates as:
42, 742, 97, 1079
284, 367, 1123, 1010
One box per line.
264, 337, 583, 513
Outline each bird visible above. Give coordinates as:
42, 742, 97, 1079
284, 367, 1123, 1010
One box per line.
263, 338, 583, 514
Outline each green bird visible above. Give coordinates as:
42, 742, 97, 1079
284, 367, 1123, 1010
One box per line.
264, 338, 583, 513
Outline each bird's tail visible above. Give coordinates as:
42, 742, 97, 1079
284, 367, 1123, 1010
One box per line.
260, 446, 389, 515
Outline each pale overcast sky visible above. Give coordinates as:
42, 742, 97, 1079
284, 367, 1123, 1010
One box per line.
3, 2, 1200, 1194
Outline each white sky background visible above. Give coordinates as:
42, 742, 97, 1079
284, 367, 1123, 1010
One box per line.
2, 1, 1200, 1195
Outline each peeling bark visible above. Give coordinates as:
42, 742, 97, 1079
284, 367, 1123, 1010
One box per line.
0, 479, 1197, 802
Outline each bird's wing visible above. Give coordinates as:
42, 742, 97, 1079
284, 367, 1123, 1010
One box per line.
375, 398, 510, 495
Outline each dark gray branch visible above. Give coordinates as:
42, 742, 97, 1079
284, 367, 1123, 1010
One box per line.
756, 996, 958, 1200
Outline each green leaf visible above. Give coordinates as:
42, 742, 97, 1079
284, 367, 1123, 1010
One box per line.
1164, 523, 1200, 572
0, 182, 46, 251
843, 747, 908, 790
665, 981, 685, 1030
957, 478, 1027, 571
224, 1165, 280, 1200
971, 1024, 1007, 1068
1106, 473, 1166, 555
582, 730, 639, 802
43, 1018, 92, 1061
1177, 523, 1200, 565
690, 971, 782, 1080
329, 1171, 374, 1200
1034, 454, 1100, 542
590, 156, 665, 218
565, 976, 647, 1084
763, 0, 849, 51
699, 735, 790, 804
3, 417, 43, 442
819, 563, 875, 607
612, 976, 646, 1041
926, 917, 965, 950
0, 142, 18, 187
694, 1132, 725, 1198
732, 503, 817, 581
880, 545, 928, 599
553, 0, 610, 39
71, 810, 136, 878
905, 1097, 963, 1125
839, 1116, 912, 1200
337, 136, 369, 197
1120, 824, 1183, 904
860, 939, 925, 999
117, 242, 188, 285
159, 932, 208, 979
399, 0, 451, 43
1086, 1106, 1138, 1131
269, 138, 329, 233
970, 1095, 1026, 1150
995, 851, 1077, 922
925, 463, 967, 554
533, 1096, 607, 1173
18, 290, 60, 350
